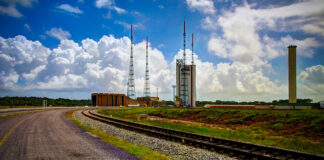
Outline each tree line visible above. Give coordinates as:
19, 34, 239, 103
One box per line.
0, 96, 317, 107
0, 96, 91, 106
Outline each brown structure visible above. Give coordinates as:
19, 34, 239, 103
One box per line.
137, 97, 165, 107
288, 45, 297, 103
91, 93, 128, 106
91, 93, 166, 107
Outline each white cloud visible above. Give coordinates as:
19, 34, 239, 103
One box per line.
207, 1, 322, 62
56, 4, 83, 14
24, 24, 31, 31
0, 0, 37, 18
0, 35, 50, 89
201, 16, 217, 30
298, 65, 324, 101
95, 0, 126, 14
186, 0, 216, 14
0, 34, 322, 101
262, 35, 320, 59
114, 21, 145, 30
45, 28, 71, 41
302, 21, 324, 38
158, 5, 164, 9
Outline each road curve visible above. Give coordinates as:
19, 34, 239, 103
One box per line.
0, 109, 141, 160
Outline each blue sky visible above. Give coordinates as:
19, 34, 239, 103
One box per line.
0, 0, 323, 102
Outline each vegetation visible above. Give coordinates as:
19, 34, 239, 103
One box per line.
98, 107, 324, 155
0, 96, 91, 107
66, 111, 171, 160
196, 98, 317, 107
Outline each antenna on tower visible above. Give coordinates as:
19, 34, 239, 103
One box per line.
143, 36, 150, 97
127, 24, 136, 99
192, 33, 194, 65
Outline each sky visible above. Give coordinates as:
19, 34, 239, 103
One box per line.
0, 0, 323, 102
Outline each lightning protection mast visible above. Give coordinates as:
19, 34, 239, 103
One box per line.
181, 21, 188, 107
127, 24, 136, 99
192, 33, 194, 65
143, 36, 150, 97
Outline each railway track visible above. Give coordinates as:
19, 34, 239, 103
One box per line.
82, 110, 324, 160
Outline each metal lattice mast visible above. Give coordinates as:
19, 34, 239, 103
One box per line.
143, 36, 150, 97
192, 33, 194, 65
127, 24, 136, 99
182, 21, 187, 106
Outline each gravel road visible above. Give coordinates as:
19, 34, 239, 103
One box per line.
0, 109, 141, 160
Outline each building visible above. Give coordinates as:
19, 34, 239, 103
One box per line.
91, 93, 165, 107
137, 97, 166, 107
91, 93, 128, 106
176, 59, 196, 107
288, 45, 297, 104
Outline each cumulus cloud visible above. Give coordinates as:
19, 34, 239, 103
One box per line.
0, 0, 37, 18
45, 28, 71, 41
298, 65, 324, 100
186, 0, 216, 14
207, 1, 322, 62
0, 35, 170, 97
195, 0, 323, 101
95, 0, 126, 14
56, 4, 83, 14
0, 34, 322, 101
0, 35, 50, 90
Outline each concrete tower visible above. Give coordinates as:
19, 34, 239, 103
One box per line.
143, 36, 150, 97
288, 45, 297, 103
127, 24, 136, 99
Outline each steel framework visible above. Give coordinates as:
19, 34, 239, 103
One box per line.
127, 24, 136, 99
143, 36, 150, 97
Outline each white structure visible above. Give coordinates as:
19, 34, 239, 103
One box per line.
176, 59, 196, 107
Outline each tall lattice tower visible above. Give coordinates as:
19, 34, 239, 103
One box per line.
181, 21, 188, 106
143, 36, 150, 97
127, 24, 136, 99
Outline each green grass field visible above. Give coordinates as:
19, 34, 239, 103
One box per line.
98, 107, 324, 155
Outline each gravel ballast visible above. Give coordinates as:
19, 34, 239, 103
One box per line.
73, 110, 235, 160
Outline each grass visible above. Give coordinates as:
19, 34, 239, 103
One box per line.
66, 111, 172, 160
0, 110, 44, 120
98, 107, 324, 155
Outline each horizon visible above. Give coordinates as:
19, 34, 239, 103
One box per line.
0, 0, 323, 102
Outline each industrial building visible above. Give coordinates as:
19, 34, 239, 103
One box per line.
288, 45, 297, 104
176, 59, 196, 107
91, 93, 165, 107
91, 93, 128, 106
175, 21, 196, 107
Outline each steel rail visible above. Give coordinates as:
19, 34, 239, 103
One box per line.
82, 110, 324, 160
